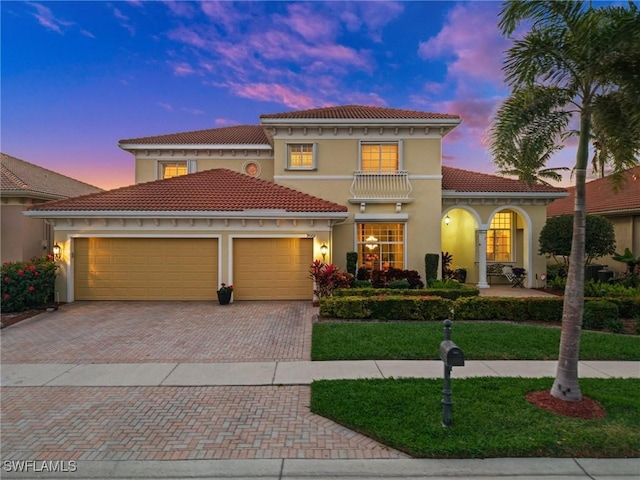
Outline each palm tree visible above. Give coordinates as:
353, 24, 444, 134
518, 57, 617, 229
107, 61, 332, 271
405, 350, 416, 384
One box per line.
491, 1, 640, 402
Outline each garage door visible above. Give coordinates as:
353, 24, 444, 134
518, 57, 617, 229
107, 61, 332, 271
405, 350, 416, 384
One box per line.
74, 238, 218, 300
233, 238, 313, 300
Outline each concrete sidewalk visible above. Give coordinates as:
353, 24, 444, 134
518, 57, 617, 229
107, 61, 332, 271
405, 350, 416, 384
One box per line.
2, 360, 639, 387
2, 457, 639, 479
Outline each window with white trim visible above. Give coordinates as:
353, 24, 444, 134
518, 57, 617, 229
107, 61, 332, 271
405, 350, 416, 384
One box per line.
158, 161, 188, 179
357, 223, 405, 270
286, 143, 316, 170
486, 212, 513, 262
360, 142, 399, 172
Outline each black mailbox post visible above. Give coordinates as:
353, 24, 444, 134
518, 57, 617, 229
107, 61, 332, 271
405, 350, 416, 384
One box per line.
440, 319, 464, 427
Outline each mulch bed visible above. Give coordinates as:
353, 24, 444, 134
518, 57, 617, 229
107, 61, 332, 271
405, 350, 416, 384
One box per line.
526, 390, 606, 419
0, 304, 60, 328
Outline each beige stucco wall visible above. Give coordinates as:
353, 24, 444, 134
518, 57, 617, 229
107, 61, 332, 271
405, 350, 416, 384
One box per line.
134, 156, 275, 184
1, 201, 53, 263
597, 214, 640, 274
272, 135, 443, 275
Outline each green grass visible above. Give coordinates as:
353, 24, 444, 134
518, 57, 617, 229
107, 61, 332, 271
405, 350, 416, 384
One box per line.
311, 377, 640, 458
312, 322, 640, 361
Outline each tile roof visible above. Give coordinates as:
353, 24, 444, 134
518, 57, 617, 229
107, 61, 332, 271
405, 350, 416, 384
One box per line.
442, 166, 567, 193
260, 105, 460, 121
547, 166, 640, 216
1, 153, 103, 199
28, 169, 348, 213
119, 125, 270, 146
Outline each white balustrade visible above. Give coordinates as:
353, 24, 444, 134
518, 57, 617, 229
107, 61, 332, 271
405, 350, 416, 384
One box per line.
349, 171, 413, 200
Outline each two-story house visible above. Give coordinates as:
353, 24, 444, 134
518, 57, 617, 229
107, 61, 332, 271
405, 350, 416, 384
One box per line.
26, 105, 566, 302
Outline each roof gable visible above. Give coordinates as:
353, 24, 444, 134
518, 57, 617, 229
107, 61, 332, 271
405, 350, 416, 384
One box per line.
260, 104, 460, 121
442, 166, 566, 193
119, 125, 270, 146
1, 153, 103, 199
28, 169, 348, 213
548, 166, 640, 216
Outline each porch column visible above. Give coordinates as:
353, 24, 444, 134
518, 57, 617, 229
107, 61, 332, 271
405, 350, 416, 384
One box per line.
476, 229, 489, 289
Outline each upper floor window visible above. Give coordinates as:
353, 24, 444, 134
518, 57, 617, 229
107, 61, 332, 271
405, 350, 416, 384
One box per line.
487, 212, 513, 262
286, 143, 316, 170
159, 161, 188, 179
360, 142, 399, 172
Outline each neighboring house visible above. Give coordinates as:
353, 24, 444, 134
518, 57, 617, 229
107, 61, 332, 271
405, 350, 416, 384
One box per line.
1, 153, 102, 264
25, 105, 567, 302
547, 166, 640, 274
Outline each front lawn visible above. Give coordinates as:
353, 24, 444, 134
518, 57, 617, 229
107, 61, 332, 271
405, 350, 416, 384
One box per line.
312, 322, 640, 361
311, 377, 640, 458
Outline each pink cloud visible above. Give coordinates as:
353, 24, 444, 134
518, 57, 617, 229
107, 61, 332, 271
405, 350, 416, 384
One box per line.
226, 82, 321, 110
169, 62, 196, 77
338, 2, 404, 42
162, 1, 196, 18
280, 3, 338, 43
213, 118, 238, 126
27, 2, 73, 34
418, 2, 507, 87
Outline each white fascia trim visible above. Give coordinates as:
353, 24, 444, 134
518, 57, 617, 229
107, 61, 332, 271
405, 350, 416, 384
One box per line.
442, 191, 569, 199
355, 213, 409, 221
24, 210, 349, 219
408, 175, 442, 180
274, 175, 353, 181
260, 118, 461, 126
119, 143, 273, 151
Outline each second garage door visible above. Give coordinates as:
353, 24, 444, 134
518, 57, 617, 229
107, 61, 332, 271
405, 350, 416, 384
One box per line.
74, 238, 218, 300
233, 238, 313, 300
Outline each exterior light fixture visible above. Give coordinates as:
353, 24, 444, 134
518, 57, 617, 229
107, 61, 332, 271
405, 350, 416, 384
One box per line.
52, 243, 62, 260
444, 215, 451, 226
365, 235, 378, 250
320, 243, 328, 261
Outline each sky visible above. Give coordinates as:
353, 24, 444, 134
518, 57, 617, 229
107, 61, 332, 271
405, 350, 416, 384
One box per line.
2, 0, 582, 191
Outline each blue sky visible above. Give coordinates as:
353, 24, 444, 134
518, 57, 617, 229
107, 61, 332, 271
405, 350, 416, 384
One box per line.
2, 1, 576, 190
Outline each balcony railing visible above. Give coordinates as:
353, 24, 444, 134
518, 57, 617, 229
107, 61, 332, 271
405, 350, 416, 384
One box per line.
349, 170, 413, 202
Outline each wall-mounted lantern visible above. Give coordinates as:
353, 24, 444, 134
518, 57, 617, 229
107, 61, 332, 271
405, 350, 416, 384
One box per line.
320, 243, 328, 261
52, 243, 62, 260
444, 215, 451, 226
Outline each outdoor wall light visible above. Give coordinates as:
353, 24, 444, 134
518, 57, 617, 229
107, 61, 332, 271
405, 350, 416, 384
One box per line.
444, 215, 451, 226
52, 243, 62, 260
320, 243, 328, 261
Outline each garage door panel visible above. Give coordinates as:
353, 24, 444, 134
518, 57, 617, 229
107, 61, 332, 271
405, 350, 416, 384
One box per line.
74, 238, 218, 301
233, 238, 312, 300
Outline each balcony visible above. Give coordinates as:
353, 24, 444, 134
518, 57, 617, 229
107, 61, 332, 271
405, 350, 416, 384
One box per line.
349, 170, 413, 203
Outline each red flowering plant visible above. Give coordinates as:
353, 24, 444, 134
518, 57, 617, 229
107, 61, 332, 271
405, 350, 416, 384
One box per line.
217, 283, 234, 294
309, 260, 353, 298
1, 255, 58, 312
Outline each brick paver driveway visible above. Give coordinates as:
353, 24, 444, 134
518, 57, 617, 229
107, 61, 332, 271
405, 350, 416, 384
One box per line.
1, 301, 405, 461
1, 301, 314, 363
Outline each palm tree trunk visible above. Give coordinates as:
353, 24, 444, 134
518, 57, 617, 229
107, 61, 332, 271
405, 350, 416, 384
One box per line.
551, 111, 591, 402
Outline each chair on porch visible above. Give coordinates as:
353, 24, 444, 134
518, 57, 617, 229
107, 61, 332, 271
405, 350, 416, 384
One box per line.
503, 266, 525, 288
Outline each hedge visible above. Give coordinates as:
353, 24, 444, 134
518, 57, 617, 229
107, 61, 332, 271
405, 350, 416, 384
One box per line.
319, 296, 453, 321
333, 287, 479, 300
320, 295, 640, 323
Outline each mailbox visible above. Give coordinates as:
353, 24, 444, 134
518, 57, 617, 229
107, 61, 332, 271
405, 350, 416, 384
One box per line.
440, 340, 465, 367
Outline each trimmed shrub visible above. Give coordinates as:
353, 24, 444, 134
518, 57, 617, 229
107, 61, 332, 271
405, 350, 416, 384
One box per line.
454, 297, 564, 322
353, 280, 373, 289
599, 297, 640, 318
319, 295, 453, 321
346, 252, 358, 276
583, 300, 619, 332
1, 255, 57, 313
388, 280, 410, 289
425, 253, 439, 284
333, 287, 479, 300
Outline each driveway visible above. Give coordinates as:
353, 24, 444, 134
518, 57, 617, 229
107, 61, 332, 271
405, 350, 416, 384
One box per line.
1, 301, 407, 461
0, 301, 314, 364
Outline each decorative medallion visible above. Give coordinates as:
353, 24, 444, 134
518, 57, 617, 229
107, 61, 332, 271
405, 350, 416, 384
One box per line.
243, 161, 261, 177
